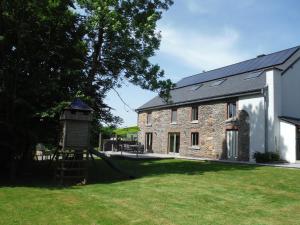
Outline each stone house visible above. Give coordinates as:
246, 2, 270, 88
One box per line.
137, 46, 300, 163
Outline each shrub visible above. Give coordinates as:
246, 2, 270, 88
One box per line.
253, 152, 280, 163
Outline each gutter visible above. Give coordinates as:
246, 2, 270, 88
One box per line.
282, 56, 300, 75
136, 89, 262, 112
279, 116, 300, 126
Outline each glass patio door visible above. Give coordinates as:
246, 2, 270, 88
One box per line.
145, 133, 153, 152
169, 133, 180, 154
227, 130, 238, 160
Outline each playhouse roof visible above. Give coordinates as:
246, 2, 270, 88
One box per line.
67, 99, 93, 111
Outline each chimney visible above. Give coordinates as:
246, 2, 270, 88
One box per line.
257, 54, 266, 58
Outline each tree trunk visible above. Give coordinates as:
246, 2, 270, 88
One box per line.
87, 26, 104, 95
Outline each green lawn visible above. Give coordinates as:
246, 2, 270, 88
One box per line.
1, 158, 300, 225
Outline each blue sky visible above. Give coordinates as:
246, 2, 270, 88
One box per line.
105, 0, 300, 127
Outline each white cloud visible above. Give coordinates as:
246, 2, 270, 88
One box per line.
184, 0, 257, 14
158, 24, 250, 71
185, 0, 210, 14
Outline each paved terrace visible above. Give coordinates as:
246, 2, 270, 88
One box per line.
104, 151, 300, 169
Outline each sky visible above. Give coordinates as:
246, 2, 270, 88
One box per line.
105, 0, 300, 127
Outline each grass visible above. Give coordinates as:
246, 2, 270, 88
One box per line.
1, 158, 300, 225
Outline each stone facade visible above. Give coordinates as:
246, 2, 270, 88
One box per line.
138, 101, 228, 159
138, 99, 251, 161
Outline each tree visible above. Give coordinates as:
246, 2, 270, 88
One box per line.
76, 0, 174, 149
0, 0, 174, 174
77, 0, 174, 107
0, 0, 88, 169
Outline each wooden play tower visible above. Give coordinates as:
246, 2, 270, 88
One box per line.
55, 99, 93, 184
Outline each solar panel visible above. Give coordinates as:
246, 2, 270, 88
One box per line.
175, 46, 299, 89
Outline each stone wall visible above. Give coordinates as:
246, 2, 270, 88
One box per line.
138, 101, 228, 159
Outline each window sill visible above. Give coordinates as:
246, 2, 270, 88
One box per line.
189, 146, 200, 150
226, 116, 238, 120
190, 120, 199, 124
225, 117, 238, 123
146, 124, 152, 127
170, 122, 177, 125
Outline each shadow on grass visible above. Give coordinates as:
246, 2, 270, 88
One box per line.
0, 159, 132, 189
110, 156, 260, 178
0, 157, 259, 189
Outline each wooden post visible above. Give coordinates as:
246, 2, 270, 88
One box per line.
102, 139, 106, 152
98, 133, 102, 151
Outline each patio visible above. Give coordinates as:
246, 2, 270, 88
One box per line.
104, 151, 300, 169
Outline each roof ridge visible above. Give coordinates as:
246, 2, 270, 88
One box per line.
177, 45, 299, 82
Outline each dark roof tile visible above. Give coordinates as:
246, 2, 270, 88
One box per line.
137, 46, 299, 111
175, 46, 298, 88
138, 71, 266, 110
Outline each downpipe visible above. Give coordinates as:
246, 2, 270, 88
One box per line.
262, 85, 269, 152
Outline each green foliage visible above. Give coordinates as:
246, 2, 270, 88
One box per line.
0, 0, 174, 170
253, 152, 281, 163
0, 0, 88, 166
99, 125, 139, 139
77, 0, 174, 100
114, 126, 140, 136
99, 126, 116, 139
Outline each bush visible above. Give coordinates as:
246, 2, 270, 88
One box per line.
253, 152, 280, 163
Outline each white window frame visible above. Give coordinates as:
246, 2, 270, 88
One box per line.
191, 106, 198, 121
171, 109, 177, 124
227, 102, 237, 118
146, 112, 152, 125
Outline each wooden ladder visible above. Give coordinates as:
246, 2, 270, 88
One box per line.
55, 149, 89, 185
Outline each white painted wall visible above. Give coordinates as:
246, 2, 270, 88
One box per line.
238, 95, 265, 161
279, 120, 296, 163
282, 59, 300, 118
266, 69, 282, 153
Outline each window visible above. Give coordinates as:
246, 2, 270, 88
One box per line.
189, 84, 202, 91
191, 106, 198, 121
145, 133, 153, 152
244, 71, 262, 80
171, 109, 177, 123
147, 112, 152, 124
210, 79, 226, 87
227, 102, 237, 118
191, 132, 199, 146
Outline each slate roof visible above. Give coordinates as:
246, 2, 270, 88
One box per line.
138, 71, 266, 111
137, 46, 299, 111
175, 46, 299, 89
279, 116, 300, 126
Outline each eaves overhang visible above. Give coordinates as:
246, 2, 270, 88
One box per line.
136, 88, 263, 113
